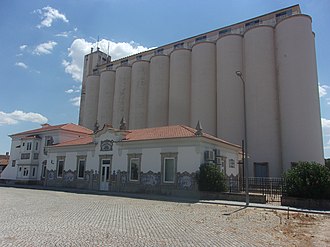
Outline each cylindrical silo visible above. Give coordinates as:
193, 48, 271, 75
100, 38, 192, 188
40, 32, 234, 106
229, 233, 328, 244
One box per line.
244, 25, 281, 177
82, 74, 100, 130
169, 48, 191, 126
275, 15, 324, 170
129, 61, 150, 129
147, 55, 170, 127
97, 70, 116, 128
216, 35, 244, 146
112, 66, 132, 129
191, 42, 216, 135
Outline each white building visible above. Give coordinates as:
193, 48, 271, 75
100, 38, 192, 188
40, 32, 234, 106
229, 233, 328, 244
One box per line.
2, 123, 241, 195
79, 4, 324, 177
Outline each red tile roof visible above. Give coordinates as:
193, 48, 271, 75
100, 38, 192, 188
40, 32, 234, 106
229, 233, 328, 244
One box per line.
49, 125, 240, 149
124, 125, 240, 148
0, 155, 9, 166
53, 136, 94, 147
10, 123, 93, 137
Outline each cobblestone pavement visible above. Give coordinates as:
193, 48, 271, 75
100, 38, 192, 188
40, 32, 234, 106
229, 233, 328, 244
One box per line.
0, 187, 328, 247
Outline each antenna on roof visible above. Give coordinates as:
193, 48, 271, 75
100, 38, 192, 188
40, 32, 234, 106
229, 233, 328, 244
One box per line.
107, 41, 110, 57
97, 35, 100, 51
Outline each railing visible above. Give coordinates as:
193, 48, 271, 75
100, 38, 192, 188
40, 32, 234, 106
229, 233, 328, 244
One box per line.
225, 177, 284, 203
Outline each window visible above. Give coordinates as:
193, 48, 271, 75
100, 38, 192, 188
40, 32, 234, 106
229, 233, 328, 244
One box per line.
127, 154, 141, 182
77, 159, 86, 179
164, 158, 175, 183
254, 162, 269, 178
27, 142, 32, 150
136, 55, 142, 60
45, 136, 54, 146
129, 158, 139, 181
41, 161, 47, 178
12, 160, 16, 167
161, 152, 178, 184
33, 153, 39, 160
245, 19, 260, 29
32, 167, 36, 177
21, 153, 30, 159
23, 167, 29, 177
174, 42, 184, 49
229, 159, 235, 168
219, 28, 231, 36
195, 35, 206, 42
154, 48, 164, 55
35, 142, 39, 150
57, 158, 65, 178
121, 59, 128, 65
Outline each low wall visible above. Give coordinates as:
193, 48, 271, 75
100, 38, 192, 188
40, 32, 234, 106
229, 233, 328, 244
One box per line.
281, 196, 330, 210
200, 192, 266, 204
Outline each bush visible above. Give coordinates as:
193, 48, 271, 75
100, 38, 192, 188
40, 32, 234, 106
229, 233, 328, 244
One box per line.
196, 163, 227, 192
283, 161, 330, 199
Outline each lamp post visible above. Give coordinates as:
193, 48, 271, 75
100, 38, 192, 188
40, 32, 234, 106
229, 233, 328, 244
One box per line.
235, 70, 249, 206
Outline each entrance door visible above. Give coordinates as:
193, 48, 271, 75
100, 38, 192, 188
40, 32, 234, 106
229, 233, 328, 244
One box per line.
100, 159, 111, 191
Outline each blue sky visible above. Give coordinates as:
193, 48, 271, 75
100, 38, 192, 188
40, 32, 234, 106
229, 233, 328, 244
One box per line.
1, 0, 330, 157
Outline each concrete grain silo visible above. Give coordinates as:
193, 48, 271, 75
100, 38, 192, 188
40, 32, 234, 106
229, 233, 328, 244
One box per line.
147, 55, 170, 127
275, 15, 324, 170
129, 60, 150, 129
112, 66, 132, 128
191, 42, 217, 136
83, 74, 100, 130
97, 70, 116, 128
216, 35, 244, 146
244, 26, 281, 177
169, 49, 191, 126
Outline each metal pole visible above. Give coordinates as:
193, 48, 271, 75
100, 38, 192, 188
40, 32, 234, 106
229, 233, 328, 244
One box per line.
236, 71, 249, 206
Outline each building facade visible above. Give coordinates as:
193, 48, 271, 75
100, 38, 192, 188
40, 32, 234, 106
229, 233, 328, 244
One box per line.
79, 5, 324, 177
1, 123, 241, 195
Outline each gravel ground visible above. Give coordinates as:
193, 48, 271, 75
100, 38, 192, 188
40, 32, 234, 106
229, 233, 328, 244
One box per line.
0, 187, 328, 246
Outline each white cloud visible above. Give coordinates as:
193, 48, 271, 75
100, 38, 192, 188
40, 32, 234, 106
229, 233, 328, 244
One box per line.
15, 62, 28, 69
33, 41, 57, 55
70, 97, 81, 107
63, 38, 152, 81
0, 110, 48, 126
56, 31, 69, 37
319, 84, 329, 97
35, 6, 68, 28
20, 45, 27, 51
321, 118, 330, 136
65, 89, 74, 94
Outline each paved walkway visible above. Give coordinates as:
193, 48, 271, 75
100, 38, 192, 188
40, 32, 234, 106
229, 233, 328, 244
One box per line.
0, 187, 329, 246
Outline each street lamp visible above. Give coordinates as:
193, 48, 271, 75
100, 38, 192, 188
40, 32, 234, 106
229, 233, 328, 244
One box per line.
235, 71, 249, 206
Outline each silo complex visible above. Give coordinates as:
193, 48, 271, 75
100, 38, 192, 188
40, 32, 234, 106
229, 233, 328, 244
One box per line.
275, 15, 324, 169
83, 75, 100, 130
97, 70, 116, 128
112, 66, 132, 128
147, 55, 170, 127
169, 49, 191, 126
78, 5, 324, 176
129, 61, 150, 129
244, 26, 281, 177
216, 35, 244, 146
191, 42, 217, 136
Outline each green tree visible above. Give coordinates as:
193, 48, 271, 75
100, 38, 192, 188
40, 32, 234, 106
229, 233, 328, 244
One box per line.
196, 163, 227, 192
284, 161, 330, 199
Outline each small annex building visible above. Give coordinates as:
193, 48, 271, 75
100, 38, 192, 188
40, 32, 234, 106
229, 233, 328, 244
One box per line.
2, 123, 241, 195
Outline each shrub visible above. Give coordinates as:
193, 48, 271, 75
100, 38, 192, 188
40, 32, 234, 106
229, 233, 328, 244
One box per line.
196, 163, 227, 192
283, 161, 330, 199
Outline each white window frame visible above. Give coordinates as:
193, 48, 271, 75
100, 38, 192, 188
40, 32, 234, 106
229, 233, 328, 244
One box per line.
27, 142, 32, 151
163, 157, 175, 183
129, 158, 140, 181
77, 159, 86, 179
57, 159, 65, 178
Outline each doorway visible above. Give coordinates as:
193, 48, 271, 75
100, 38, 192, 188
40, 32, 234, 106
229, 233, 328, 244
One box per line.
100, 159, 111, 191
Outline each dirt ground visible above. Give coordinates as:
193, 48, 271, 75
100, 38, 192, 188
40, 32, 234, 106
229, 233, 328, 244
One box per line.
274, 211, 330, 247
